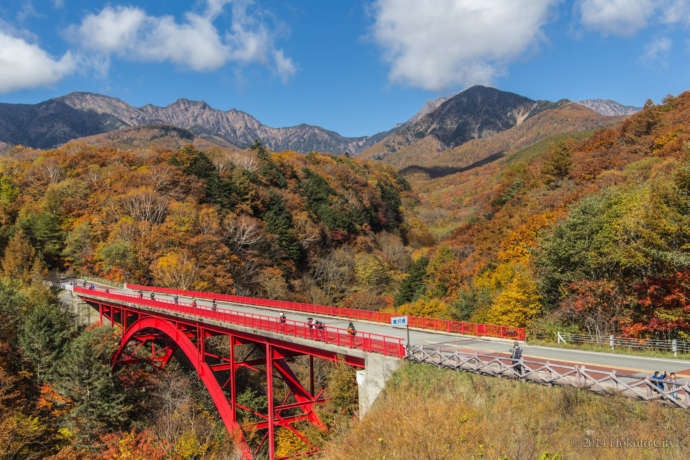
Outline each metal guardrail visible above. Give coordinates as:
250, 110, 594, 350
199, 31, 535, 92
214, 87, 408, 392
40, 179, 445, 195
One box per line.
126, 283, 526, 341
406, 344, 690, 409
74, 286, 406, 358
529, 331, 690, 357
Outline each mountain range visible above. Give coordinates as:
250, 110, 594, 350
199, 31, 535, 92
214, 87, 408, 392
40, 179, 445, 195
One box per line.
0, 87, 639, 162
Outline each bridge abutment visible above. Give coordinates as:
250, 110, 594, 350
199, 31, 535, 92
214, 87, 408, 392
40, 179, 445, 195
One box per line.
357, 354, 402, 418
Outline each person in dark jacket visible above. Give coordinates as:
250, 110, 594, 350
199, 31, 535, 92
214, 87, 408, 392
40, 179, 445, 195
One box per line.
511, 341, 523, 376
651, 371, 667, 391
315, 320, 325, 341
347, 321, 356, 336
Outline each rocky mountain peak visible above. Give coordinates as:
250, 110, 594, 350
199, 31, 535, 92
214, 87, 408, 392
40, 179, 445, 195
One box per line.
576, 99, 640, 117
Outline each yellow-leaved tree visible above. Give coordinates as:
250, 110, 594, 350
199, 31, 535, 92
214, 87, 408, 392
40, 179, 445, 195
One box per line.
398, 298, 450, 319
485, 268, 541, 327
2, 229, 36, 282
151, 251, 199, 289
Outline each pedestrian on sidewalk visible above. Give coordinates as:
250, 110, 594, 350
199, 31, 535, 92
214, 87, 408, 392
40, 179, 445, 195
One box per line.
511, 341, 523, 377
651, 370, 667, 392
668, 372, 679, 399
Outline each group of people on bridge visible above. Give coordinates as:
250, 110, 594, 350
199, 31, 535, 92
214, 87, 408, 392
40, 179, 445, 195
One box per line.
79, 282, 367, 344
651, 371, 682, 399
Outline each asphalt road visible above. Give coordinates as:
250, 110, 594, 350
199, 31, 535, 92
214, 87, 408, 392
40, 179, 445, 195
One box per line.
70, 281, 690, 380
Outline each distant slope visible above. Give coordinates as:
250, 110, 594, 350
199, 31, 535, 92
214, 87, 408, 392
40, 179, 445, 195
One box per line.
64, 124, 241, 153
0, 92, 385, 154
362, 101, 616, 170
0, 99, 126, 149
576, 99, 640, 116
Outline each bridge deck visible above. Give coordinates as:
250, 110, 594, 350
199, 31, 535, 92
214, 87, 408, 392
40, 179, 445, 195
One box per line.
70, 282, 690, 378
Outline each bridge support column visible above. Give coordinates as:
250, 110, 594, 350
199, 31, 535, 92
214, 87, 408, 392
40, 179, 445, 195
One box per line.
356, 355, 402, 418
266, 343, 275, 460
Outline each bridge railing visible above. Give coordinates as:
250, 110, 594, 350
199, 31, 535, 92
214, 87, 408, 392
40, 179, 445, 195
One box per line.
125, 283, 525, 341
75, 287, 405, 358
407, 344, 690, 409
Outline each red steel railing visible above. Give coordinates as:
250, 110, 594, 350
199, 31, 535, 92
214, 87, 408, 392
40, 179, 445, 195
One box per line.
125, 283, 526, 341
75, 287, 405, 358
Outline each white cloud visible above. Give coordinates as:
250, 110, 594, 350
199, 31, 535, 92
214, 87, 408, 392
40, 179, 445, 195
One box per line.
75, 6, 147, 54
52, 0, 65, 8
68, 0, 295, 79
579, 0, 690, 36
273, 49, 296, 82
0, 31, 75, 92
661, 0, 690, 24
641, 36, 672, 63
370, 0, 556, 91
579, 0, 655, 35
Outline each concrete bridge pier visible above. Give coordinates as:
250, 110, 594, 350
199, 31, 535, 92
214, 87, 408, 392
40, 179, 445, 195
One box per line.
356, 354, 402, 418
57, 287, 111, 327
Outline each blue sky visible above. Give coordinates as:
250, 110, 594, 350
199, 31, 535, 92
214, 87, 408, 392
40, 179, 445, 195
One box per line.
0, 0, 689, 136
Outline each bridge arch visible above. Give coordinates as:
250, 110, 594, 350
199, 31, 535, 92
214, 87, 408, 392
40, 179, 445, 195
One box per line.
112, 316, 250, 458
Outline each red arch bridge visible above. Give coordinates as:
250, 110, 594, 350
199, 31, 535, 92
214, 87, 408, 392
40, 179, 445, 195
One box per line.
70, 283, 524, 459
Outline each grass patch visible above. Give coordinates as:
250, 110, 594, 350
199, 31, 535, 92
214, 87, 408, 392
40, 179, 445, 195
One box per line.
322, 362, 690, 460
505, 130, 596, 165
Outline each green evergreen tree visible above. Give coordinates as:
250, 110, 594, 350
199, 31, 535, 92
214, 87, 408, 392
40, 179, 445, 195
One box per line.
0, 279, 27, 349
62, 221, 93, 269
263, 193, 304, 265
18, 212, 65, 268
18, 302, 73, 383
253, 141, 287, 188
56, 327, 129, 445
394, 256, 428, 306
299, 168, 354, 233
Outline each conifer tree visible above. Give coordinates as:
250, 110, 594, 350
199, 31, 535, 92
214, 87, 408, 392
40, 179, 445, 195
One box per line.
394, 256, 428, 306
56, 327, 129, 445
18, 302, 73, 383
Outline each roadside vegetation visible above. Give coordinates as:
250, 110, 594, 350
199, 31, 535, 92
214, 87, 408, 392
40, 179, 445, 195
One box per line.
323, 363, 690, 460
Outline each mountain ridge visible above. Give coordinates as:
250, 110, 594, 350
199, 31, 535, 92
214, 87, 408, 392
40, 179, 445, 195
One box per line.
0, 88, 636, 158
576, 99, 640, 116
1, 92, 385, 154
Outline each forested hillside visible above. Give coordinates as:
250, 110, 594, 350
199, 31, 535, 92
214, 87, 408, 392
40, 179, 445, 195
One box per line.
404, 93, 690, 339
0, 141, 417, 457
0, 141, 421, 305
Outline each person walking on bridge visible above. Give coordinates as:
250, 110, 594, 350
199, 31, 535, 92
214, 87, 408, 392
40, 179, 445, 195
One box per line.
668, 372, 679, 400
511, 341, 523, 377
347, 321, 356, 336
651, 371, 667, 392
